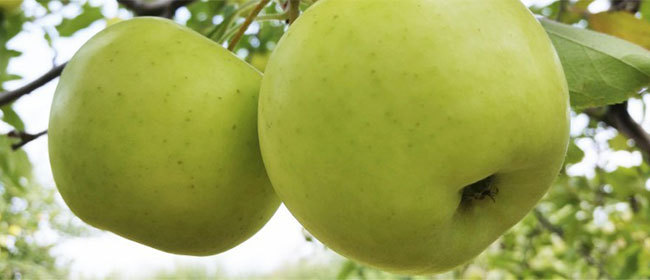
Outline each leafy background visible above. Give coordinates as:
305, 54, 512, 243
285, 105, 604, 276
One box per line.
1, 0, 650, 279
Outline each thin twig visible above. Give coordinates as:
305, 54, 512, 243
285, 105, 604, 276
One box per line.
533, 209, 564, 237
8, 130, 48, 150
228, 0, 271, 51
0, 63, 66, 107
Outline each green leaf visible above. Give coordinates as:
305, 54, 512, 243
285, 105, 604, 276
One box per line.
617, 246, 640, 279
641, 1, 650, 23
185, 0, 228, 34
0, 46, 22, 87
540, 19, 650, 109
565, 140, 585, 165
608, 167, 645, 197
589, 12, 650, 50
1, 105, 24, 131
336, 260, 357, 280
0, 135, 33, 185
55, 2, 103, 37
608, 133, 630, 150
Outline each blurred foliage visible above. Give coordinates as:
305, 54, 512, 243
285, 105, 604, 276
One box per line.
1, 0, 650, 279
1, 0, 84, 278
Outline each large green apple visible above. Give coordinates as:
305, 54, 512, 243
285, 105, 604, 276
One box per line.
259, 0, 569, 274
49, 17, 279, 255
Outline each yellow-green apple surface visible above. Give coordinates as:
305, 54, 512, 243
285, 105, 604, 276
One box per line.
259, 0, 570, 274
49, 17, 279, 255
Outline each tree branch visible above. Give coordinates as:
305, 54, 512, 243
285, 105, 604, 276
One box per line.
534, 208, 611, 278
533, 209, 564, 237
587, 102, 650, 159
117, 0, 196, 18
8, 130, 47, 150
611, 0, 641, 12
0, 63, 66, 107
228, 0, 271, 51
0, 0, 197, 108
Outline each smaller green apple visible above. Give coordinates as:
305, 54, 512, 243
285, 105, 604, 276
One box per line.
250, 52, 271, 72
49, 17, 279, 255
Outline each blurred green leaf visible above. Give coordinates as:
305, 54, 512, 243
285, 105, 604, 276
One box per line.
540, 19, 650, 109
608, 133, 630, 150
55, 2, 103, 37
0, 105, 24, 131
337, 260, 357, 280
565, 140, 585, 164
589, 11, 650, 50
608, 167, 645, 197
640, 1, 650, 23
617, 246, 640, 279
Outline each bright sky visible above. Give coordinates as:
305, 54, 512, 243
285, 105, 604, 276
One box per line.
2, 0, 625, 278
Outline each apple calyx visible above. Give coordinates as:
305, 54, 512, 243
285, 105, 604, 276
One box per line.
460, 175, 498, 206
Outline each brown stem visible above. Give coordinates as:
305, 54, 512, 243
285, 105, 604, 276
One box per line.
8, 130, 48, 150
288, 0, 301, 24
228, 0, 271, 51
0, 63, 66, 107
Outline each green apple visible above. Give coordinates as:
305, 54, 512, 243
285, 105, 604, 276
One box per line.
250, 52, 271, 72
0, 0, 22, 12
49, 17, 279, 255
259, 0, 569, 274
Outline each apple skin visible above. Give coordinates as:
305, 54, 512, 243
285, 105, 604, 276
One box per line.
49, 17, 280, 255
259, 0, 569, 274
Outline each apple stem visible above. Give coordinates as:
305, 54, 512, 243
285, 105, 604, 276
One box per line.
287, 0, 301, 24
228, 0, 272, 51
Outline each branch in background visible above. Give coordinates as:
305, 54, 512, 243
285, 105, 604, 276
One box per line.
116, 0, 196, 18
534, 208, 611, 278
586, 102, 650, 160
228, 0, 271, 51
8, 130, 47, 150
611, 0, 641, 12
0, 0, 197, 109
579, 243, 611, 279
533, 209, 564, 237
604, 103, 650, 155
0, 63, 66, 107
